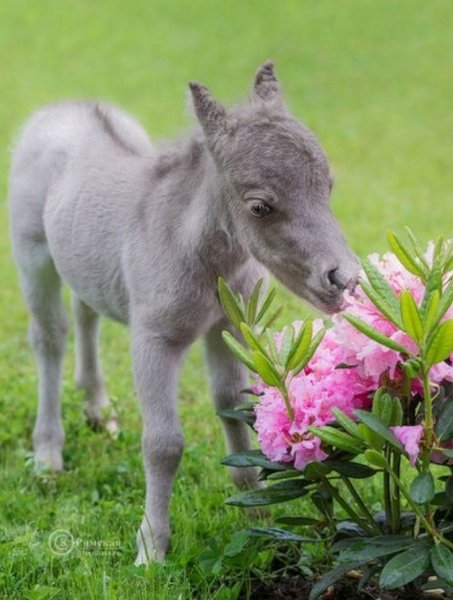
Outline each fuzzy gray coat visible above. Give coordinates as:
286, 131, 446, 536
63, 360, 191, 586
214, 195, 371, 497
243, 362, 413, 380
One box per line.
8, 62, 359, 563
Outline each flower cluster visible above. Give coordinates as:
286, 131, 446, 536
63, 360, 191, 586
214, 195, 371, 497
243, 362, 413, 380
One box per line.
254, 248, 453, 470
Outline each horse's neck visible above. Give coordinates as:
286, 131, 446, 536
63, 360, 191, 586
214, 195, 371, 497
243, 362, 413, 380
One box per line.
151, 135, 248, 276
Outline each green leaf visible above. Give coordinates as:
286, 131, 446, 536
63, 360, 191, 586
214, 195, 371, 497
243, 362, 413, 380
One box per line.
259, 305, 283, 332
255, 287, 277, 324
23, 587, 60, 600
432, 491, 452, 507
266, 469, 304, 481
445, 251, 453, 273
221, 450, 286, 471
400, 290, 423, 342
390, 397, 404, 427
311, 489, 333, 516
217, 408, 256, 425
291, 328, 325, 376
236, 292, 246, 315
245, 527, 318, 542
362, 257, 402, 327
433, 236, 446, 268
354, 410, 404, 451
387, 229, 427, 279
420, 264, 442, 318
278, 324, 295, 366
425, 319, 453, 365
360, 390, 390, 448
364, 449, 388, 469
218, 277, 245, 330
308, 561, 364, 600
253, 350, 282, 387
221, 331, 256, 372
335, 521, 366, 537
333, 535, 413, 562
275, 516, 322, 526
359, 423, 380, 449
239, 322, 267, 356
435, 399, 453, 442
372, 389, 395, 427
286, 320, 312, 370
404, 227, 430, 274
434, 279, 453, 323
360, 281, 402, 328
431, 544, 453, 585
422, 577, 453, 594
332, 408, 362, 439
226, 480, 311, 507
263, 329, 280, 364
343, 313, 413, 355
410, 471, 435, 504
421, 289, 440, 334
304, 461, 331, 480
371, 392, 403, 427
223, 532, 250, 557
308, 426, 364, 454
379, 541, 431, 589
401, 358, 422, 380
373, 512, 416, 530
444, 476, 453, 503
246, 278, 264, 325
199, 538, 223, 575
323, 460, 377, 479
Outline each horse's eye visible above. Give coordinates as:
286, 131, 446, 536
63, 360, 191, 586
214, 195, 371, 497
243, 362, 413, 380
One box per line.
249, 201, 272, 217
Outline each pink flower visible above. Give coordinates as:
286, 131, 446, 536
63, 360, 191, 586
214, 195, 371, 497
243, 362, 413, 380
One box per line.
252, 241, 452, 470
254, 388, 293, 464
390, 425, 424, 466
332, 247, 453, 389
254, 357, 371, 470
291, 437, 328, 470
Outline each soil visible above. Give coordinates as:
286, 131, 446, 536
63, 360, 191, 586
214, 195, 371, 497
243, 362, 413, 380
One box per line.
245, 574, 447, 600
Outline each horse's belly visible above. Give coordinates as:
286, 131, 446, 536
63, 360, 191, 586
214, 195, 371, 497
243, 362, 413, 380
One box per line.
67, 269, 129, 324
44, 191, 129, 323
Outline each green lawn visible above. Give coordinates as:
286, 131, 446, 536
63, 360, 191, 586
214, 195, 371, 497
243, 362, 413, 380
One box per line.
0, 1, 452, 598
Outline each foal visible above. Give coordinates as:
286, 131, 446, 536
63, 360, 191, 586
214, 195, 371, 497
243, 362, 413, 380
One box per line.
9, 62, 359, 563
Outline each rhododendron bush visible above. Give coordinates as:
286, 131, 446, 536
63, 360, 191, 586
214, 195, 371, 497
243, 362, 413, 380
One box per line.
217, 230, 453, 598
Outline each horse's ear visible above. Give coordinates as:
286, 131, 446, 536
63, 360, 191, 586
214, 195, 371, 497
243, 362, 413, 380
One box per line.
189, 81, 227, 139
253, 61, 282, 103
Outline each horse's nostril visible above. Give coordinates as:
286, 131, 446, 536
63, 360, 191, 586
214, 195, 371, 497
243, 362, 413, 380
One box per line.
327, 268, 356, 292
327, 268, 343, 289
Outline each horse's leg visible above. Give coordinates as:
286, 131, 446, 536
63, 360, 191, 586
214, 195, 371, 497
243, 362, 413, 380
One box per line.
131, 322, 186, 564
204, 319, 259, 490
20, 254, 68, 472
73, 295, 118, 433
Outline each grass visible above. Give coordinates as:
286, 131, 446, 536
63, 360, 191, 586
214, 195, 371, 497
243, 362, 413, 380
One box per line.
0, 1, 452, 598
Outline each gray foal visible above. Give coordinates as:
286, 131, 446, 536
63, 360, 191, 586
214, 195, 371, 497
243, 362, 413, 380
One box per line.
8, 62, 359, 564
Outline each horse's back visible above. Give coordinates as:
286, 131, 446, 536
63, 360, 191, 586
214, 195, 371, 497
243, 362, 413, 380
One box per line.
8, 101, 153, 321
9, 100, 153, 206
8, 100, 152, 258
8, 101, 89, 271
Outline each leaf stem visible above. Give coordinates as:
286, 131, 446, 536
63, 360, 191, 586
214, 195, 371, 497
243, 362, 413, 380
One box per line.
390, 451, 401, 534
385, 463, 453, 550
281, 387, 294, 421
383, 447, 393, 532
341, 476, 381, 535
320, 477, 377, 538
421, 369, 434, 470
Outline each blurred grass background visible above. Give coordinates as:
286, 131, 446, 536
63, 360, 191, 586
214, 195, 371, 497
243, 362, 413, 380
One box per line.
0, 1, 452, 598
